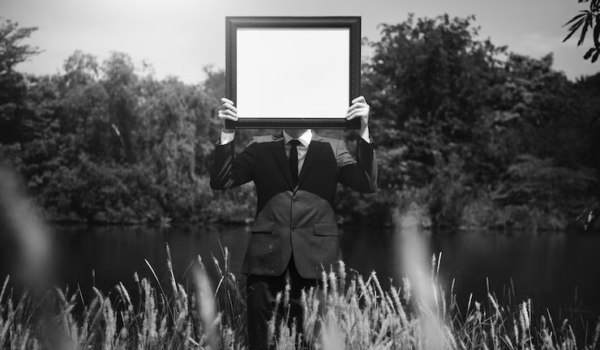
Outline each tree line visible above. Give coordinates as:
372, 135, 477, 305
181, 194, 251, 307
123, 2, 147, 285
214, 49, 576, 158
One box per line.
1, 15, 599, 230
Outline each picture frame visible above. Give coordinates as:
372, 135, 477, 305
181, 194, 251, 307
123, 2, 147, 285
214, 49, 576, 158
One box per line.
225, 16, 362, 129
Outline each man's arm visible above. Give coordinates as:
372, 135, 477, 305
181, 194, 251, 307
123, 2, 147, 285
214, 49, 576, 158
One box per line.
210, 98, 255, 190
337, 96, 377, 193
336, 136, 377, 193
209, 135, 256, 190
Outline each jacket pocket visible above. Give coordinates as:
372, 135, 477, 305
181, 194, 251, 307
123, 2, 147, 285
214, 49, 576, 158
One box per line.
313, 223, 339, 236
251, 221, 276, 234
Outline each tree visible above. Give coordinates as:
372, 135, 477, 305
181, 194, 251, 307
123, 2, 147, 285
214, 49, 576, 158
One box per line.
61, 51, 109, 149
357, 13, 599, 229
364, 14, 506, 188
563, 0, 600, 62
0, 18, 41, 144
0, 18, 39, 76
102, 52, 138, 163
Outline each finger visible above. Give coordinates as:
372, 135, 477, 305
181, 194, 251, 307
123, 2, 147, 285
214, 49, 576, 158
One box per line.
347, 108, 370, 121
218, 112, 238, 121
346, 106, 367, 117
221, 97, 235, 105
351, 96, 366, 104
345, 110, 362, 120
223, 103, 238, 113
219, 109, 238, 118
347, 102, 367, 113
220, 109, 238, 118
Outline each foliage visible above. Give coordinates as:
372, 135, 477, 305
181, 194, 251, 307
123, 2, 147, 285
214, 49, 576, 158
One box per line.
0, 17, 253, 224
1, 251, 598, 349
0, 18, 41, 144
360, 14, 599, 229
1, 15, 600, 229
563, 0, 600, 62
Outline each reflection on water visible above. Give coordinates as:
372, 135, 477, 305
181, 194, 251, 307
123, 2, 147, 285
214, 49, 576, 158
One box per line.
1, 224, 599, 320
45, 225, 252, 306
343, 228, 600, 320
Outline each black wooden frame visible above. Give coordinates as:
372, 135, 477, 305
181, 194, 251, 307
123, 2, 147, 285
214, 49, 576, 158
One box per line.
225, 16, 361, 129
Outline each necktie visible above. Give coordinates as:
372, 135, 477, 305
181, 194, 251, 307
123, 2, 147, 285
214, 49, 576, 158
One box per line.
288, 139, 301, 187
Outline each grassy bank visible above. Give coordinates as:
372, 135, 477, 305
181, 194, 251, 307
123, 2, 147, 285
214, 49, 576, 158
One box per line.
1, 247, 598, 350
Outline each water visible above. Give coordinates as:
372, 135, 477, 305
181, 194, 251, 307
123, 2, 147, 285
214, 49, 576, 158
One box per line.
2, 224, 600, 322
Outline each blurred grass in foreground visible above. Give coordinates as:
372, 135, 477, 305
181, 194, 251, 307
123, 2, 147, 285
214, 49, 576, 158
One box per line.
0, 246, 598, 350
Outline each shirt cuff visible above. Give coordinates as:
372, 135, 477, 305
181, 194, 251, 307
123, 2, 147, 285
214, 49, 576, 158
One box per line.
360, 126, 370, 143
220, 131, 235, 145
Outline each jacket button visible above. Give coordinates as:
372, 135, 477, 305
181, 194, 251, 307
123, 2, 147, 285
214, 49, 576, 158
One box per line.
292, 226, 296, 231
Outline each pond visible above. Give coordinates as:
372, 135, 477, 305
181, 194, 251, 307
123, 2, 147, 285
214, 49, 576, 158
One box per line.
1, 223, 599, 325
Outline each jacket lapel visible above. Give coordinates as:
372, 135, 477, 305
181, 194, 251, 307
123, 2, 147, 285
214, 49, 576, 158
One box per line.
273, 133, 294, 190
296, 132, 322, 188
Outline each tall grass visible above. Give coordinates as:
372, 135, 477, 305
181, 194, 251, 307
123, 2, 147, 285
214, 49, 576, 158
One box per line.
0, 247, 597, 349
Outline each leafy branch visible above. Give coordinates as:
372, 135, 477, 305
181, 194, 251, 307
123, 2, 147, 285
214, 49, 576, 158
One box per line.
563, 0, 600, 62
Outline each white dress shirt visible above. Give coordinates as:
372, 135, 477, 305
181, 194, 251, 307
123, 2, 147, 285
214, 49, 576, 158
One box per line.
282, 129, 312, 174
219, 127, 370, 175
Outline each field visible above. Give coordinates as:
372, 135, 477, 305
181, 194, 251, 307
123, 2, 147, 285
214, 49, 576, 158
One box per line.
0, 246, 598, 350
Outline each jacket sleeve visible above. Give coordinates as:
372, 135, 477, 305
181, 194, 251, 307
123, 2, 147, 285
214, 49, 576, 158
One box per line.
210, 138, 256, 190
336, 137, 378, 193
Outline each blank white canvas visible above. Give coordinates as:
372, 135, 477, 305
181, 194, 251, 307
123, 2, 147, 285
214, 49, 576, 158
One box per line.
236, 28, 350, 119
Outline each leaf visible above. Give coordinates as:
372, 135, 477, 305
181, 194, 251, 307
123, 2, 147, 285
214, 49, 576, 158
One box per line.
592, 50, 600, 63
563, 12, 586, 27
563, 19, 585, 43
577, 13, 593, 46
595, 15, 600, 48
563, 18, 586, 43
584, 47, 596, 59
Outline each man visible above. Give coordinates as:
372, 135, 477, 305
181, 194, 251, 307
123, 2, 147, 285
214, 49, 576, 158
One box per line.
210, 96, 377, 349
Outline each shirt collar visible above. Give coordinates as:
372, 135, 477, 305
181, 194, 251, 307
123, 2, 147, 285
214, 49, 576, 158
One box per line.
283, 129, 312, 147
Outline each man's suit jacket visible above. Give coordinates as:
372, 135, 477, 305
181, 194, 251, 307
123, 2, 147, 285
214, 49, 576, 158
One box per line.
210, 132, 377, 279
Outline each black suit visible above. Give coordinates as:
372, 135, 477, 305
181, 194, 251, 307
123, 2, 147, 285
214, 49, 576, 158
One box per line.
210, 131, 377, 348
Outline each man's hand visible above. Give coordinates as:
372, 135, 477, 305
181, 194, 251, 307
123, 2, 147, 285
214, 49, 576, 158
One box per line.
345, 96, 370, 131
218, 97, 238, 133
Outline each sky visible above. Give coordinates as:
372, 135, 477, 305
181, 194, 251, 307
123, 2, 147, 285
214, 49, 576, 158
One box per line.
3, 0, 599, 84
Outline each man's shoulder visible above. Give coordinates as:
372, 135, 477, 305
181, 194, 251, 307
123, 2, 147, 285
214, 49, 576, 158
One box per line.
247, 134, 283, 146
312, 135, 343, 149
